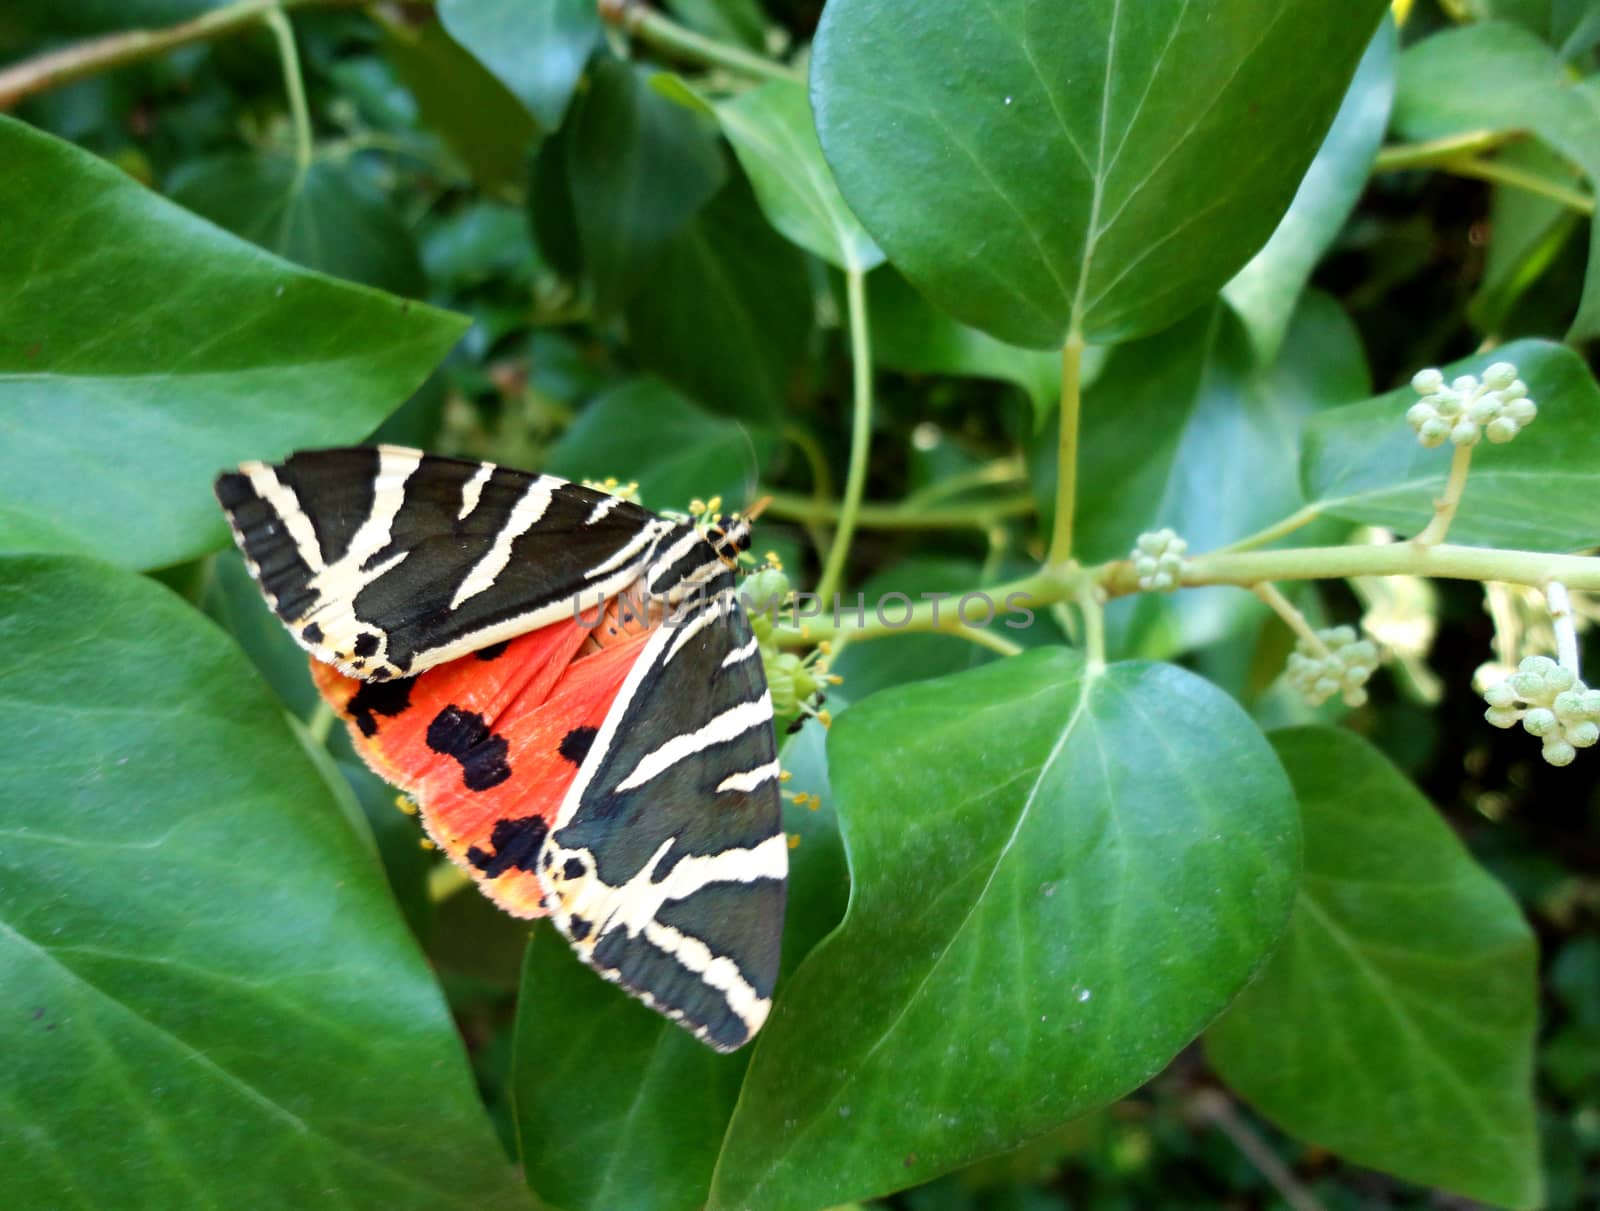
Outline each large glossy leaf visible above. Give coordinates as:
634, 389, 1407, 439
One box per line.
1222, 19, 1395, 364
1037, 293, 1365, 658
381, 14, 540, 196
869, 267, 1062, 420
717, 79, 883, 272
546, 377, 775, 512
6, 0, 220, 32
0, 118, 466, 571
624, 178, 812, 425
0, 555, 529, 1210
511, 724, 845, 1211
810, 0, 1388, 348
438, 0, 601, 129
567, 55, 726, 316
1393, 21, 1600, 339
1208, 727, 1540, 1209
708, 651, 1300, 1210
167, 154, 425, 296
1302, 339, 1600, 550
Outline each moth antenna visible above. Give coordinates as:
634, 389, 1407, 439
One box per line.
734, 422, 761, 511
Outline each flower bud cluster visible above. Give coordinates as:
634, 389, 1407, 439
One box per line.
1131, 529, 1187, 593
1286, 626, 1380, 708
744, 562, 838, 723
1406, 363, 1536, 448
1483, 656, 1600, 767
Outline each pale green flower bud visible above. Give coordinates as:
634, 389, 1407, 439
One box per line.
1450, 420, 1480, 446
1418, 418, 1451, 447
1510, 671, 1546, 698
1411, 368, 1444, 394
1406, 402, 1437, 428
1546, 664, 1577, 692
1523, 707, 1558, 736
1504, 398, 1536, 424
1568, 720, 1600, 748
1482, 362, 1518, 390
1486, 417, 1519, 444
1485, 705, 1522, 728
1484, 682, 1518, 709
1543, 738, 1577, 767
1451, 375, 1478, 394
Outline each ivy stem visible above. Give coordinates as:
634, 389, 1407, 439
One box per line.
815, 267, 874, 603
1545, 581, 1581, 675
1129, 543, 1600, 595
305, 701, 335, 746
1413, 443, 1474, 546
1047, 331, 1086, 568
764, 490, 1033, 530
599, 0, 803, 84
1215, 504, 1323, 554
0, 0, 361, 109
1372, 129, 1515, 171
1253, 581, 1331, 658
1079, 584, 1106, 673
1187, 1089, 1329, 1211
427, 861, 470, 903
263, 7, 313, 175
900, 457, 1026, 510
1443, 155, 1595, 215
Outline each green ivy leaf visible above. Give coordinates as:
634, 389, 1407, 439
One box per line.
438, 0, 601, 129
708, 651, 1299, 1210
167, 154, 425, 296
869, 267, 1063, 422
381, 14, 540, 196
0, 117, 466, 571
513, 927, 751, 1211
717, 79, 883, 272
1393, 20, 1600, 339
0, 555, 528, 1210
1208, 727, 1540, 1210
625, 178, 812, 425
810, 0, 1387, 348
546, 377, 775, 512
1222, 19, 1396, 364
568, 56, 726, 316
1302, 338, 1600, 550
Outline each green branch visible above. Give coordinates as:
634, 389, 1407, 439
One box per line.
1374, 131, 1593, 216
0, 0, 362, 110
763, 490, 1034, 530
600, 0, 803, 84
814, 267, 875, 602
263, 8, 312, 174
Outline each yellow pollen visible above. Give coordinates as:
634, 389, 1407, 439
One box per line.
788, 834, 801, 850
394, 794, 418, 816
818, 709, 833, 728
419, 838, 437, 851
779, 770, 793, 783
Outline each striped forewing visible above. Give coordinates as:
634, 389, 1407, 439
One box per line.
215, 446, 674, 679
540, 590, 786, 1052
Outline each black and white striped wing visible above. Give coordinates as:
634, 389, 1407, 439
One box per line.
540, 593, 786, 1052
215, 446, 674, 679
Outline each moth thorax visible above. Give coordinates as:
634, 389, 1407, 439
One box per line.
705, 518, 753, 568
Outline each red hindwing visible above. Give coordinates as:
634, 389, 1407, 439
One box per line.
311, 608, 652, 917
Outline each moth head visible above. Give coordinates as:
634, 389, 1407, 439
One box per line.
705, 496, 767, 570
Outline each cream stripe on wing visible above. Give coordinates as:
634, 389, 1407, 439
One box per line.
456, 462, 496, 521
715, 760, 781, 793
243, 463, 326, 573
449, 475, 556, 609
613, 698, 775, 794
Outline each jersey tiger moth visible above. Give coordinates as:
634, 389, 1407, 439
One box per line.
215, 445, 785, 1052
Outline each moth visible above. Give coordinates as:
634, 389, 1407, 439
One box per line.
215, 445, 784, 1051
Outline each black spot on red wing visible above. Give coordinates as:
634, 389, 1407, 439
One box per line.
568, 916, 592, 942
426, 706, 512, 791
559, 726, 598, 766
562, 857, 584, 881
353, 632, 380, 657
474, 640, 510, 661
301, 622, 324, 644
346, 675, 416, 738
466, 815, 549, 877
